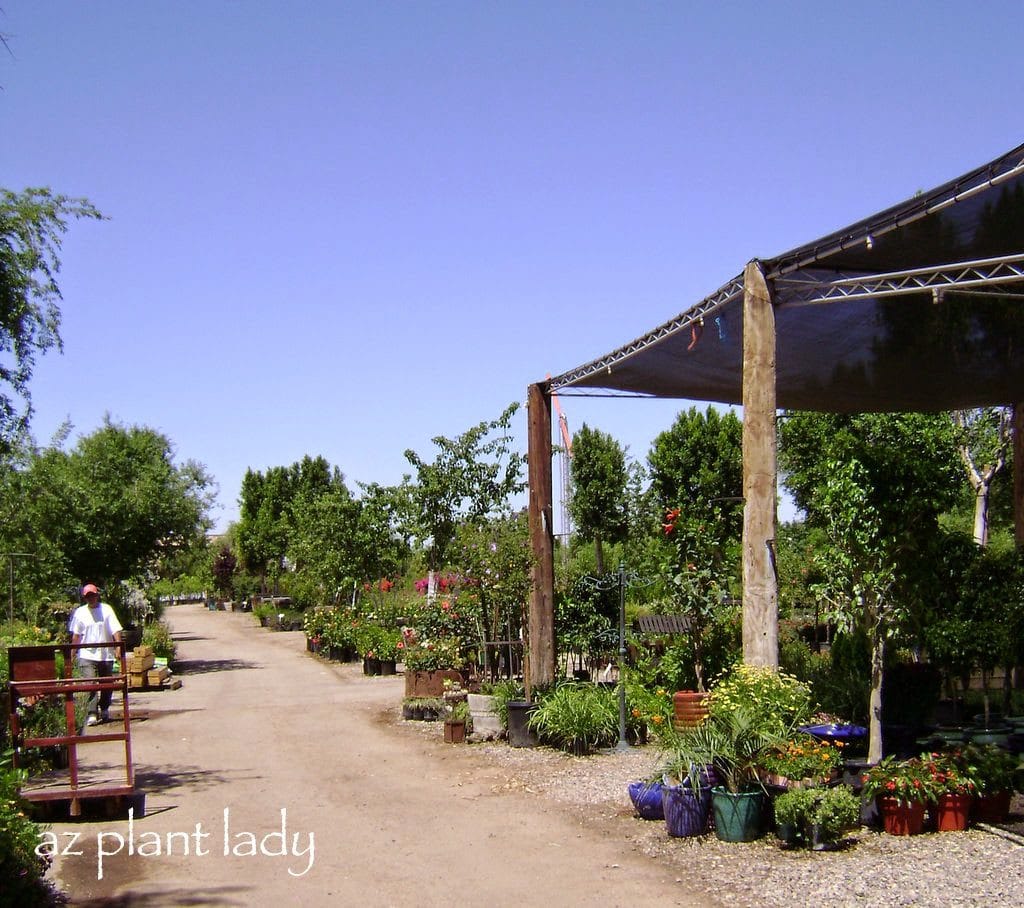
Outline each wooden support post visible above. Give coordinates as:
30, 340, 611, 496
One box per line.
527, 382, 556, 694
741, 260, 778, 668
1015, 403, 1024, 550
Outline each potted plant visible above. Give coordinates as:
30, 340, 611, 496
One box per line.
757, 733, 845, 790
664, 704, 788, 842
774, 785, 860, 850
963, 743, 1019, 823
924, 749, 978, 831
374, 628, 401, 675
861, 755, 936, 835
444, 700, 470, 743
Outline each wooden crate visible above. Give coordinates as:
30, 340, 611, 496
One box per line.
147, 667, 171, 686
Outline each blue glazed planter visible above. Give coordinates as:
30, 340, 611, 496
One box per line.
663, 784, 713, 837
628, 780, 665, 820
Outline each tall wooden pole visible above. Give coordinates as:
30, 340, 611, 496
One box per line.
741, 260, 779, 668
1014, 403, 1024, 550
527, 382, 556, 695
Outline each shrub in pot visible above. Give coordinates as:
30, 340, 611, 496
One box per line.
773, 785, 860, 849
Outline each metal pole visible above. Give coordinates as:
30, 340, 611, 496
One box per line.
615, 565, 631, 752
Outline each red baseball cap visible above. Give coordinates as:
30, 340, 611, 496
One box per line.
81, 584, 100, 597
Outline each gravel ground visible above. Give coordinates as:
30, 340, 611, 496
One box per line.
393, 713, 1024, 908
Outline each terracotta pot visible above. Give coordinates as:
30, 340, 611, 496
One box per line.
444, 720, 466, 744
878, 796, 926, 836
972, 790, 1012, 824
934, 792, 972, 832
672, 691, 709, 729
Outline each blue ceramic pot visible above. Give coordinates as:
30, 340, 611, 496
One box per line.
628, 780, 665, 820
663, 784, 712, 837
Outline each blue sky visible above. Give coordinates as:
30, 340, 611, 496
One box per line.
3, 1, 1022, 532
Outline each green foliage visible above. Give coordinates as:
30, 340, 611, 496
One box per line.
624, 677, 672, 740
0, 749, 62, 906
663, 705, 790, 793
960, 744, 1020, 794
526, 683, 618, 755
0, 186, 103, 452
403, 403, 525, 569
773, 785, 860, 846
402, 574, 479, 670
779, 629, 868, 725
780, 412, 960, 535
660, 504, 739, 691
489, 678, 525, 728
11, 418, 213, 597
453, 511, 532, 646
647, 406, 743, 517
141, 621, 176, 661
555, 577, 617, 668
757, 734, 844, 782
860, 755, 938, 805
211, 545, 237, 599
356, 623, 401, 661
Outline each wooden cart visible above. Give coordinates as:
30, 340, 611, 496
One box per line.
7, 642, 136, 817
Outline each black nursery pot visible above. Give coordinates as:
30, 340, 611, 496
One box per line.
506, 700, 539, 748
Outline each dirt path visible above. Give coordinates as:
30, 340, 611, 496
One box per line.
49, 603, 714, 907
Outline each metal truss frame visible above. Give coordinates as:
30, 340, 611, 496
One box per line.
548, 275, 744, 392
773, 253, 1024, 306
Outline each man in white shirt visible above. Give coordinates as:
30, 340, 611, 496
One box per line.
69, 583, 123, 725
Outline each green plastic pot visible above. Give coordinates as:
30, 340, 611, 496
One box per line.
711, 788, 766, 843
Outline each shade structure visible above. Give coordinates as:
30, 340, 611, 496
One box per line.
527, 140, 1024, 690
548, 141, 1024, 412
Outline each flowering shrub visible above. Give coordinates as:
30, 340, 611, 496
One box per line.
708, 664, 815, 735
758, 733, 844, 782
402, 636, 465, 671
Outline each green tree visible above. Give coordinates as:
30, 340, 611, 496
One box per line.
236, 465, 295, 592
0, 419, 212, 615
37, 418, 212, 592
568, 423, 628, 575
404, 403, 525, 570
809, 459, 897, 763
780, 412, 963, 762
287, 482, 360, 604
211, 544, 238, 599
0, 188, 102, 451
647, 406, 743, 516
454, 511, 533, 665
